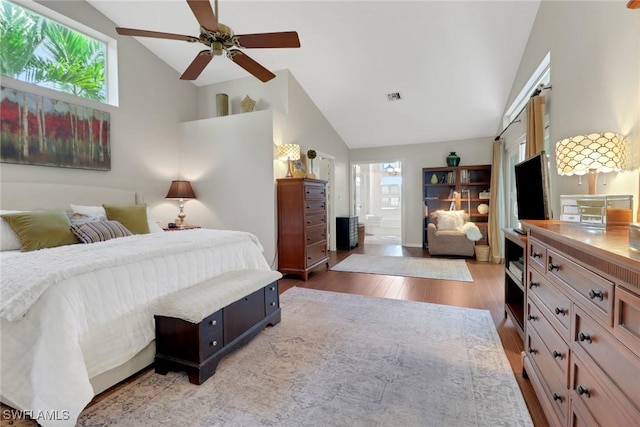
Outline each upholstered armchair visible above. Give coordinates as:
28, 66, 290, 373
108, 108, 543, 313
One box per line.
427, 210, 482, 257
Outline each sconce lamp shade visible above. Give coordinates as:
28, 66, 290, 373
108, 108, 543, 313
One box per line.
555, 132, 628, 176
555, 132, 628, 195
277, 144, 301, 161
165, 180, 197, 200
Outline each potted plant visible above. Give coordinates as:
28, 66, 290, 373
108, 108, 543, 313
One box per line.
307, 149, 317, 178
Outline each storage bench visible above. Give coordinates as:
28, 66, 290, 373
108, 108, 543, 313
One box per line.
153, 269, 282, 385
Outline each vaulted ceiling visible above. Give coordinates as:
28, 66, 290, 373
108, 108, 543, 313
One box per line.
87, 0, 541, 149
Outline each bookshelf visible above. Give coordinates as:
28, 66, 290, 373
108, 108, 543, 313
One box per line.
422, 164, 491, 248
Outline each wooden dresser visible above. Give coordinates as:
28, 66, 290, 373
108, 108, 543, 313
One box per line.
521, 220, 640, 427
277, 178, 328, 280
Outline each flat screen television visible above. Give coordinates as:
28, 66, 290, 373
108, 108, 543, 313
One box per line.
514, 151, 552, 231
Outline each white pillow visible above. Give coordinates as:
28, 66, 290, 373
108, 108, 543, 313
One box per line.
0, 210, 23, 251
435, 210, 465, 231
71, 204, 163, 233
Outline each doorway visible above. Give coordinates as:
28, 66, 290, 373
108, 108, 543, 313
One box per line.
352, 161, 402, 245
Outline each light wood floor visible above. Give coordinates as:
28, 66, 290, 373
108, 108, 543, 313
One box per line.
279, 243, 549, 427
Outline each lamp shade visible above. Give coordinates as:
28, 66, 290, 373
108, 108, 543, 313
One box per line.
555, 132, 628, 176
165, 180, 196, 199
277, 144, 300, 161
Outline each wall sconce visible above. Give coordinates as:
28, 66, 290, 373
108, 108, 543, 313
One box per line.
555, 132, 628, 195
165, 180, 197, 228
277, 143, 300, 178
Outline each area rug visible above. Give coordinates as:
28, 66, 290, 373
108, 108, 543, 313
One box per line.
331, 253, 473, 282
78, 288, 532, 427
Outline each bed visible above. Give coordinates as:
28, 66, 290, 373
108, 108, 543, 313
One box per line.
0, 183, 272, 426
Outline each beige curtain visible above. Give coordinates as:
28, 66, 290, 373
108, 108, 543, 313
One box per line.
488, 139, 505, 264
525, 96, 546, 157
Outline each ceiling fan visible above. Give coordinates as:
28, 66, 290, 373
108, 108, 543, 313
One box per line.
115, 0, 300, 82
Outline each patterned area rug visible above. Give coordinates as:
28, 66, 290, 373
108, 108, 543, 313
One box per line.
78, 288, 532, 426
331, 254, 473, 282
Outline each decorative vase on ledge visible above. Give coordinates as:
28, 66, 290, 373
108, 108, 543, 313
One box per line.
446, 152, 461, 167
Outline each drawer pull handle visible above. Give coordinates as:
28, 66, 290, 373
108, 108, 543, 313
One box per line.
532, 252, 542, 259
554, 307, 567, 316
548, 263, 559, 272
527, 314, 537, 321
210, 340, 218, 347
588, 289, 604, 301
270, 302, 276, 306
552, 393, 562, 402
577, 385, 591, 398
552, 350, 562, 359
578, 332, 592, 344
209, 320, 217, 326
528, 347, 537, 354
270, 287, 275, 291
528, 282, 539, 289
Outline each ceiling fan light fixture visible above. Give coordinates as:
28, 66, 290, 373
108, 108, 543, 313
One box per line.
212, 41, 224, 56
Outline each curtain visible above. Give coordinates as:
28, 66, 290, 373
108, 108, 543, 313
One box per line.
488, 139, 505, 264
525, 95, 545, 157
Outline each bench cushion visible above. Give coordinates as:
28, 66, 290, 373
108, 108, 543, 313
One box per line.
155, 269, 282, 323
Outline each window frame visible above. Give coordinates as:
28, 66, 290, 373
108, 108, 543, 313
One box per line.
2, 0, 118, 106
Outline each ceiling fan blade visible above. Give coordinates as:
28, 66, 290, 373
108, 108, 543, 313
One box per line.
628, 0, 640, 8
234, 31, 300, 49
228, 50, 276, 82
116, 27, 199, 43
180, 50, 213, 80
186, 0, 218, 31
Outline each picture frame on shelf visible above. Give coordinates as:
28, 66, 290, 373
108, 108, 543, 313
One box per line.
292, 153, 307, 178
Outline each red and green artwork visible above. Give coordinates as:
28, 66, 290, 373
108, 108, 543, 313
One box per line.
0, 87, 110, 170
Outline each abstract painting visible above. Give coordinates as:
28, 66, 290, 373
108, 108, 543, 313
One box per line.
0, 86, 110, 170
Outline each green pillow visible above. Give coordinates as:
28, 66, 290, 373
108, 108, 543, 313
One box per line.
103, 204, 150, 234
1, 210, 79, 252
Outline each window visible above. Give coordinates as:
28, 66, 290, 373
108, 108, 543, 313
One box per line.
0, 0, 113, 104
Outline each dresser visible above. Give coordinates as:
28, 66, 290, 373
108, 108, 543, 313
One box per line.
521, 220, 640, 427
277, 178, 329, 280
336, 216, 358, 250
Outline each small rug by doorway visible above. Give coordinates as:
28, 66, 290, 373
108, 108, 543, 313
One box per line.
77, 288, 532, 426
331, 253, 473, 282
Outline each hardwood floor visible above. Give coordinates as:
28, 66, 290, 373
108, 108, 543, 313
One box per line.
280, 243, 549, 427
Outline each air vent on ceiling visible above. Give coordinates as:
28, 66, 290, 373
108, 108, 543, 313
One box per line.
387, 92, 402, 101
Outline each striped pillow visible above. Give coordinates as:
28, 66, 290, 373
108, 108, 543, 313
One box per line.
70, 220, 132, 244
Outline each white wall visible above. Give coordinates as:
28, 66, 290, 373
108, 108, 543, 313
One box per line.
350, 137, 494, 247
503, 1, 640, 217
185, 70, 350, 263
0, 1, 198, 219
179, 110, 277, 265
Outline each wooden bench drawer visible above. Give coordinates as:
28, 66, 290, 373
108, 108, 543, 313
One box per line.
265, 281, 279, 315
527, 298, 570, 384
547, 249, 613, 325
528, 237, 547, 274
528, 267, 571, 337
573, 306, 640, 411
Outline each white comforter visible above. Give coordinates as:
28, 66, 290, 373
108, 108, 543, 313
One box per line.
0, 229, 270, 426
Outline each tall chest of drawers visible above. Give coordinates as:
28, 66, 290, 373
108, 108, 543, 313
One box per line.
522, 220, 640, 427
277, 178, 329, 280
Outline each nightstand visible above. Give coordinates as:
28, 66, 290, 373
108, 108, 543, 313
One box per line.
163, 225, 201, 231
